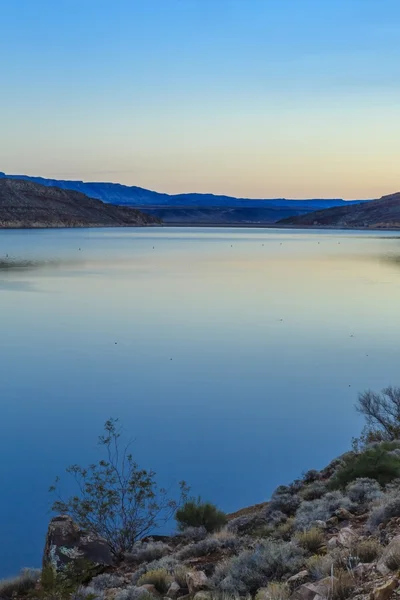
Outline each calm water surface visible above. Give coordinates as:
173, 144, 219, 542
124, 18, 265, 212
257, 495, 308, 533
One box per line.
1, 227, 400, 575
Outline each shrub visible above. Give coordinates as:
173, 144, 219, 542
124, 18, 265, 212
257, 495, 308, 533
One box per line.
115, 587, 156, 600
177, 533, 241, 560
356, 386, 400, 440
51, 419, 189, 557
212, 540, 305, 595
295, 528, 325, 554
137, 569, 172, 595
91, 574, 125, 590
303, 470, 320, 484
272, 518, 295, 541
175, 526, 208, 542
125, 542, 171, 564
269, 491, 301, 516
329, 446, 400, 489
131, 556, 179, 586
72, 586, 105, 600
0, 569, 41, 598
295, 492, 354, 530
368, 491, 400, 528
345, 478, 382, 504
353, 539, 382, 563
173, 566, 189, 588
255, 582, 289, 600
175, 498, 227, 533
306, 554, 334, 580
300, 482, 327, 501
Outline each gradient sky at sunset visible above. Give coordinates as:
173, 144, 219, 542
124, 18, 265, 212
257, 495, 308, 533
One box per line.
2, 0, 400, 199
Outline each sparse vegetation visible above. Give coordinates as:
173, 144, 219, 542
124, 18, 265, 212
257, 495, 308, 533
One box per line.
305, 554, 334, 580
0, 568, 41, 599
331, 570, 355, 600
173, 565, 189, 588
175, 497, 227, 533
295, 527, 325, 553
353, 538, 382, 563
255, 581, 290, 600
212, 540, 305, 595
50, 419, 189, 558
115, 587, 156, 600
91, 574, 125, 590
137, 569, 172, 594
125, 541, 171, 564
295, 491, 354, 530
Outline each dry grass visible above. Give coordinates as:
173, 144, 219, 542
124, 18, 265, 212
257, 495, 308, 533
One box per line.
353, 539, 382, 563
331, 570, 355, 600
255, 581, 290, 600
272, 518, 295, 541
173, 565, 189, 589
295, 527, 325, 554
384, 541, 400, 571
137, 569, 172, 594
306, 554, 334, 580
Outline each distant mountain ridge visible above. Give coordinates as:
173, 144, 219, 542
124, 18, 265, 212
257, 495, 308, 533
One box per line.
279, 191, 400, 229
0, 172, 368, 225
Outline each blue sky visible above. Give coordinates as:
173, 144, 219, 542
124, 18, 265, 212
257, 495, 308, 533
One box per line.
1, 0, 400, 198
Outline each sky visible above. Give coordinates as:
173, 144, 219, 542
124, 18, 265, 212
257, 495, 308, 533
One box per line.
1, 0, 400, 199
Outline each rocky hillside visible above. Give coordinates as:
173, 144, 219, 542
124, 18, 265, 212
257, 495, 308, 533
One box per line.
6, 388, 400, 600
0, 179, 160, 228
279, 192, 400, 229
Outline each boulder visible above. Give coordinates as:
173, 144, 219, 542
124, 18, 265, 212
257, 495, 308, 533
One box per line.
138, 584, 162, 597
193, 593, 212, 600
335, 508, 353, 521
290, 576, 336, 600
287, 571, 309, 589
337, 527, 357, 548
371, 578, 399, 600
314, 521, 327, 530
377, 535, 400, 576
327, 537, 338, 550
186, 571, 209, 595
43, 515, 114, 573
326, 516, 339, 528
353, 562, 375, 580
166, 582, 181, 599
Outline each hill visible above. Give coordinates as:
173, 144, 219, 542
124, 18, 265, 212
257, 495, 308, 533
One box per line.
279, 192, 400, 229
0, 178, 160, 228
0, 172, 366, 225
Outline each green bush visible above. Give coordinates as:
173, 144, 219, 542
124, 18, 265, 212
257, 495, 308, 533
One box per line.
175, 498, 227, 533
329, 445, 400, 489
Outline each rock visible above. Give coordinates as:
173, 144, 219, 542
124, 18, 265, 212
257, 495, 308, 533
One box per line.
186, 571, 209, 595
371, 578, 399, 600
286, 569, 309, 590
166, 582, 181, 599
291, 577, 336, 600
335, 508, 353, 521
193, 593, 212, 600
377, 535, 400, 576
43, 515, 114, 573
138, 585, 162, 597
313, 520, 327, 530
353, 563, 375, 580
337, 526, 357, 548
327, 537, 338, 550
326, 516, 339, 528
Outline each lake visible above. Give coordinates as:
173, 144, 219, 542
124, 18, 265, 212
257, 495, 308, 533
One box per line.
1, 226, 400, 576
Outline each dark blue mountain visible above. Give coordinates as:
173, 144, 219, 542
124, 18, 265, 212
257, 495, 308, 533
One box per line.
0, 172, 368, 224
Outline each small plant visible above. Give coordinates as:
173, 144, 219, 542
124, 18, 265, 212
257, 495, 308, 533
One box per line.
173, 565, 189, 588
115, 587, 156, 600
91, 574, 125, 590
303, 470, 320, 484
131, 556, 179, 587
271, 518, 295, 541
0, 568, 41, 598
305, 554, 334, 580
330, 445, 400, 489
300, 482, 327, 501
295, 527, 325, 554
175, 497, 227, 533
176, 526, 208, 541
255, 581, 290, 600
345, 478, 382, 504
353, 539, 382, 563
368, 491, 400, 528
295, 491, 354, 530
177, 533, 241, 560
51, 419, 189, 558
137, 569, 172, 595
269, 491, 301, 516
125, 541, 171, 564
